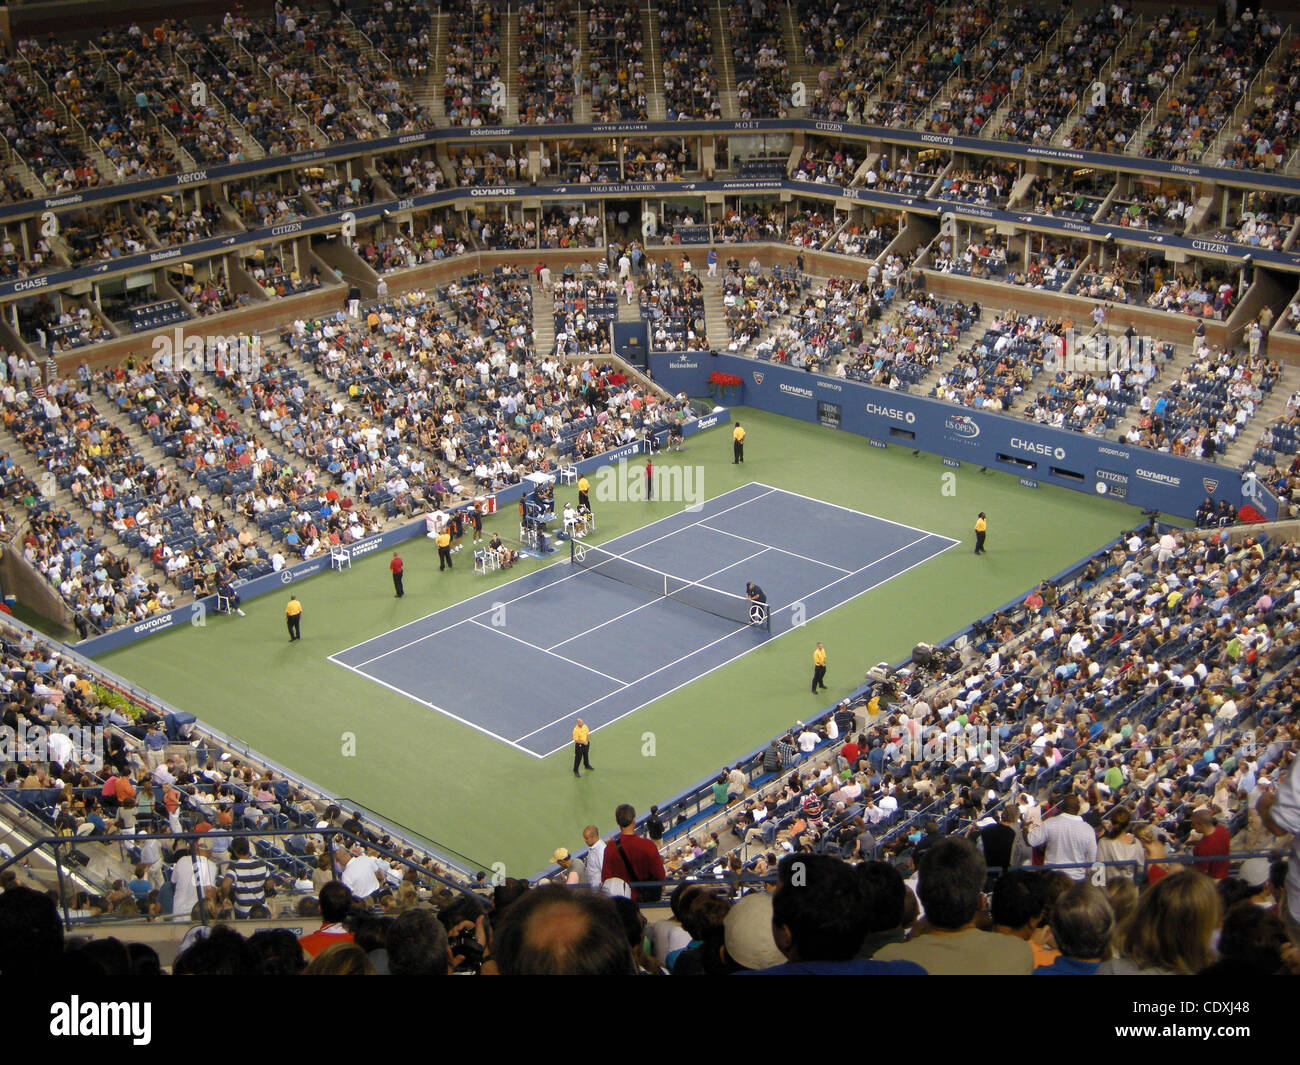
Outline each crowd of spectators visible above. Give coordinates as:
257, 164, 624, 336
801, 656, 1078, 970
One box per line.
443, 2, 503, 128
660, 5, 721, 120
730, 0, 791, 120
1128, 345, 1279, 459
517, 0, 578, 125
587, 0, 647, 122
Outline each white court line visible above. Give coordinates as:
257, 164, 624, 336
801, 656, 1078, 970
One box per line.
327, 482, 774, 660
545, 544, 772, 651
467, 618, 630, 686
332, 658, 544, 758
519, 532, 956, 751
698, 523, 852, 574
343, 486, 779, 668
751, 481, 964, 545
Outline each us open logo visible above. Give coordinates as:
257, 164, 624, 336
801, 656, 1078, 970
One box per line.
752, 372, 765, 385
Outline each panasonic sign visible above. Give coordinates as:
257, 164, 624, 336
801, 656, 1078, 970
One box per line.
865, 402, 915, 423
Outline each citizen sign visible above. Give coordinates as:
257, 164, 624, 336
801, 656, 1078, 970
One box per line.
1011, 438, 1066, 461
865, 402, 915, 424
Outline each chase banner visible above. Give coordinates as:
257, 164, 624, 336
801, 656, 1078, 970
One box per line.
647, 352, 1270, 523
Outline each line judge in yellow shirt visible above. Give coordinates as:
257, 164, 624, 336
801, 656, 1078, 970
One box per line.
974, 512, 987, 555
577, 475, 591, 511
285, 595, 302, 641
812, 642, 828, 693
733, 421, 745, 464
572, 717, 594, 777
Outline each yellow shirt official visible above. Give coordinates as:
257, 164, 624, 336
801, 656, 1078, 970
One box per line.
733, 426, 746, 443
975, 517, 987, 533
286, 600, 302, 617
813, 647, 827, 667
573, 723, 589, 744
437, 531, 451, 549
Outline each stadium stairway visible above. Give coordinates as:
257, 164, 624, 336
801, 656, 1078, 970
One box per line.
780, 1, 812, 92
532, 297, 557, 355
1223, 364, 1294, 468
709, 0, 739, 119
642, 3, 667, 121
0, 416, 194, 606
421, 10, 450, 121
504, 6, 521, 124
980, 10, 1079, 142
573, 14, 592, 123
700, 272, 730, 353
914, 303, 1003, 397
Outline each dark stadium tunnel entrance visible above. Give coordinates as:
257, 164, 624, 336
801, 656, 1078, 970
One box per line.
606, 199, 644, 243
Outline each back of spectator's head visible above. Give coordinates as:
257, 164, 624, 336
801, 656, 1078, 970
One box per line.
1122, 871, 1221, 974
127, 942, 162, 977
173, 925, 260, 976
680, 892, 730, 941
1050, 883, 1114, 961
991, 869, 1048, 932
65, 936, 132, 976
388, 908, 450, 975
856, 860, 906, 933
615, 803, 636, 829
669, 881, 706, 924
1060, 794, 1081, 815
492, 885, 635, 975
351, 915, 393, 955
917, 837, 986, 931
1210, 902, 1287, 975
247, 929, 306, 976
771, 854, 869, 962
0, 886, 63, 975
305, 941, 375, 975
230, 836, 251, 858
1106, 877, 1139, 942
491, 876, 531, 916
318, 881, 353, 924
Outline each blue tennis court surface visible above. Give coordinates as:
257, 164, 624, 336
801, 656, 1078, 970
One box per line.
329, 484, 959, 757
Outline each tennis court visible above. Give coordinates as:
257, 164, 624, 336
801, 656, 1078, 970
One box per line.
328, 483, 959, 757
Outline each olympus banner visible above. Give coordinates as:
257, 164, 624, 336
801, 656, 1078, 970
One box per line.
647, 353, 1270, 523
75, 411, 728, 657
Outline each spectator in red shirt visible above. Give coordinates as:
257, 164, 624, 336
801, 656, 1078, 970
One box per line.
1190, 808, 1231, 880
841, 735, 864, 768
600, 804, 666, 902
298, 882, 356, 958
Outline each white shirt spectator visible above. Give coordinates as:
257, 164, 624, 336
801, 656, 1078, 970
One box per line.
1026, 810, 1098, 880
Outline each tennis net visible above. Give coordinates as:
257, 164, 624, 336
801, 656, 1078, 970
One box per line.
570, 540, 771, 632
